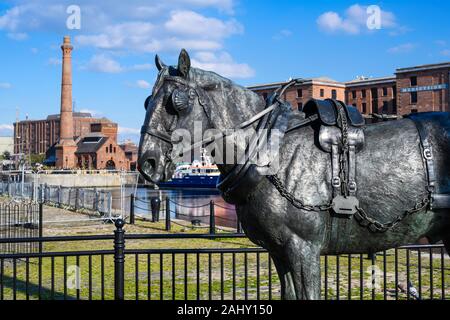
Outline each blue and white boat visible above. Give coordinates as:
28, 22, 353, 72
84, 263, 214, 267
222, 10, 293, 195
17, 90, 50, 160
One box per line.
157, 150, 220, 189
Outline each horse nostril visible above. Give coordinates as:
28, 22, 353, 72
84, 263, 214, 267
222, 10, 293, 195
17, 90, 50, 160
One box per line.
142, 158, 156, 176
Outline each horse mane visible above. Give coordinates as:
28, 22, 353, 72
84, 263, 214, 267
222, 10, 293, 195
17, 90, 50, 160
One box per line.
189, 67, 266, 129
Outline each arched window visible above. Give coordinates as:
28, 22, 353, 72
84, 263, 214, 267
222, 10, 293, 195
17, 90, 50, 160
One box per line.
109, 144, 113, 153
106, 147, 108, 153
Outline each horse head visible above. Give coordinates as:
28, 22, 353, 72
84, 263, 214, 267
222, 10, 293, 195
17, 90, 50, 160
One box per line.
138, 49, 265, 184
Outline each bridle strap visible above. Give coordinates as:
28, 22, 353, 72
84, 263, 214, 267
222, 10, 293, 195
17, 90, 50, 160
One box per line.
141, 78, 312, 151
140, 126, 173, 145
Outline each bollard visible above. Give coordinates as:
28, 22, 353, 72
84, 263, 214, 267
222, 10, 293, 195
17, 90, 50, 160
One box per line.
150, 197, 161, 222
209, 200, 216, 235
165, 198, 171, 231
114, 219, 126, 300
129, 194, 135, 225
237, 218, 243, 234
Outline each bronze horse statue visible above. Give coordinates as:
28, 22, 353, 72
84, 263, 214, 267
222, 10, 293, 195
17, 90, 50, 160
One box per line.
138, 49, 450, 300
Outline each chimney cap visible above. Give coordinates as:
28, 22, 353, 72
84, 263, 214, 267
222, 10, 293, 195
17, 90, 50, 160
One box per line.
63, 35, 71, 43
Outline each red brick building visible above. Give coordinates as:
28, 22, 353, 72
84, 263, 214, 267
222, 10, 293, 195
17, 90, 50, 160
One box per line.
346, 76, 397, 121
13, 112, 113, 155
75, 123, 132, 170
396, 62, 450, 115
249, 61, 450, 120
119, 140, 138, 171
248, 77, 346, 111
13, 36, 137, 170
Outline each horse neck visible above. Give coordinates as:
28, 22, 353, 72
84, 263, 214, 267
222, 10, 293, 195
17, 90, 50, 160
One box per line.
206, 84, 265, 174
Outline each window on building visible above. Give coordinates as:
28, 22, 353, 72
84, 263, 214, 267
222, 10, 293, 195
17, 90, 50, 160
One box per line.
297, 89, 302, 98
362, 90, 366, 98
114, 147, 116, 153
362, 103, 367, 114
320, 89, 324, 97
109, 144, 113, 153
331, 89, 337, 99
382, 87, 388, 96
106, 147, 108, 153
297, 102, 303, 111
352, 91, 356, 99
410, 92, 418, 104
382, 101, 388, 113
410, 76, 417, 86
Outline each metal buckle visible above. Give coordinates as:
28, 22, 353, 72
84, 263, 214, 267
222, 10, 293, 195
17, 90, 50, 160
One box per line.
348, 181, 357, 192
332, 177, 341, 188
423, 148, 433, 160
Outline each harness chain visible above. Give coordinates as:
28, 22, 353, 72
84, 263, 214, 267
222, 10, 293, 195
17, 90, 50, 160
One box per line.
267, 175, 430, 233
267, 175, 333, 212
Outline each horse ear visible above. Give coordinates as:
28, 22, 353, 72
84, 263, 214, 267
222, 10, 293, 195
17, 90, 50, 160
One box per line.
155, 54, 166, 71
177, 49, 191, 78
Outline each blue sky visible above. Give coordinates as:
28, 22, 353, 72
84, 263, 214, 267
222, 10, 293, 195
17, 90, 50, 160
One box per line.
0, 0, 449, 143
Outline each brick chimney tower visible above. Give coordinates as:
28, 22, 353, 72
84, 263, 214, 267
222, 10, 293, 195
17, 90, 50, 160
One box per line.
55, 36, 77, 169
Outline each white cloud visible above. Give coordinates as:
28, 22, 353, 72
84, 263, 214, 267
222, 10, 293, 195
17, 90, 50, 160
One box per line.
129, 64, 152, 71
84, 54, 152, 73
0, 82, 12, 89
118, 126, 140, 135
85, 54, 124, 73
76, 22, 156, 51
0, 1, 253, 80
0, 1, 241, 53
387, 43, 416, 54
7, 32, 28, 40
273, 29, 293, 40
47, 57, 61, 66
441, 49, 450, 56
135, 80, 151, 89
317, 4, 397, 35
165, 10, 242, 39
191, 51, 255, 79
31, 47, 38, 54
0, 124, 13, 131
74, 10, 242, 54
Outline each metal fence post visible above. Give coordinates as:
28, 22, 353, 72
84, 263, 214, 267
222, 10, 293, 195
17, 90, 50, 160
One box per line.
237, 218, 243, 233
114, 219, 126, 300
38, 202, 43, 254
209, 200, 215, 235
165, 198, 171, 231
108, 193, 112, 218
74, 188, 79, 211
129, 194, 135, 225
94, 188, 98, 212
58, 186, 62, 208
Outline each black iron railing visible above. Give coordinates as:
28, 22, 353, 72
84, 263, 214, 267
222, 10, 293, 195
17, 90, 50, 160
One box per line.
0, 219, 448, 300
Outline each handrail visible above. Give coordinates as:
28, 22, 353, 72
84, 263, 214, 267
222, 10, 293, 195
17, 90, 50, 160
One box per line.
0, 243, 445, 259
0, 232, 247, 244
